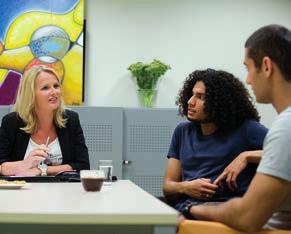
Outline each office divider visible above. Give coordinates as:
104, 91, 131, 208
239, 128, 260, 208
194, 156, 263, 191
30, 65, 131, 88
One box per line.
0, 106, 10, 122
123, 108, 184, 196
70, 106, 124, 180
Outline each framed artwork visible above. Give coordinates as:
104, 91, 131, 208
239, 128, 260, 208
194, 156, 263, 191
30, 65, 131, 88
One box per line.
0, 0, 85, 105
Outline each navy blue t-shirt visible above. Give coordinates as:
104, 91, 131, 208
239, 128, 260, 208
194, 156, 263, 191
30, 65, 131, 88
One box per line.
167, 119, 268, 211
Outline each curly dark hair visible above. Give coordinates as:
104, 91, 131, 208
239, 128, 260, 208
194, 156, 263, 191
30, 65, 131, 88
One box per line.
176, 68, 260, 131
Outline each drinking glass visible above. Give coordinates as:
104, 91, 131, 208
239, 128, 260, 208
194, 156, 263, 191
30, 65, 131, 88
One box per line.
98, 160, 113, 184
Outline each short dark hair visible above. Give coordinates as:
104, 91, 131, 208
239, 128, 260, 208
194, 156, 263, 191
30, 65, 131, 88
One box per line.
176, 69, 260, 131
245, 24, 291, 81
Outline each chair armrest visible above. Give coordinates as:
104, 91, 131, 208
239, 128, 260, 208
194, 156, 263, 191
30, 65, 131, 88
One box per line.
178, 220, 291, 234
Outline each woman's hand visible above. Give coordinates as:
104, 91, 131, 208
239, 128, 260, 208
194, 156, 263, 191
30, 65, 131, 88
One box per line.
184, 178, 218, 200
0, 146, 50, 176
15, 167, 41, 176
214, 152, 248, 191
24, 145, 50, 168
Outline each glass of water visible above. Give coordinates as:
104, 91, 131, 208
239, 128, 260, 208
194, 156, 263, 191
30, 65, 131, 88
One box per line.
98, 160, 113, 184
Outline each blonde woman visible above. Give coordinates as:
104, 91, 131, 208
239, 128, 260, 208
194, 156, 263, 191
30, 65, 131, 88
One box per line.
0, 65, 89, 176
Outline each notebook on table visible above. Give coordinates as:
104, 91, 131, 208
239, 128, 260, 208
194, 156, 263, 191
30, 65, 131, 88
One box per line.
0, 171, 80, 182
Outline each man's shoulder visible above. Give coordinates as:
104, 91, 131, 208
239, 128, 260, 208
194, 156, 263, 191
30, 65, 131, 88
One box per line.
239, 119, 267, 133
175, 121, 194, 131
269, 107, 291, 134
172, 122, 197, 139
275, 106, 291, 125
242, 119, 263, 127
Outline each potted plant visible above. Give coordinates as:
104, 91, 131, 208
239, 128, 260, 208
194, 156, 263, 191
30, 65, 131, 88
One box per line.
128, 59, 171, 107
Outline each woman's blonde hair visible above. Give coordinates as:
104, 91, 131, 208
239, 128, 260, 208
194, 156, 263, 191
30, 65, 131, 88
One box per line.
13, 65, 67, 134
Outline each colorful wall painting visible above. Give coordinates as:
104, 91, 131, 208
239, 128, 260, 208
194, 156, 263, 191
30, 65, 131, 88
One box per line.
0, 0, 84, 105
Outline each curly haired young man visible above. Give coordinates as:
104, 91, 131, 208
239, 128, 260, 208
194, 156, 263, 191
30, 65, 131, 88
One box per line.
163, 68, 267, 213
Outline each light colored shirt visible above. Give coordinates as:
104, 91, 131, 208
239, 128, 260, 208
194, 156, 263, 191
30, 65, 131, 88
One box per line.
24, 137, 63, 165
257, 106, 291, 230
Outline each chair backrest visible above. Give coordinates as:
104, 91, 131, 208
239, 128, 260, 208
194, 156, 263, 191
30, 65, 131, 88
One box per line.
178, 220, 291, 234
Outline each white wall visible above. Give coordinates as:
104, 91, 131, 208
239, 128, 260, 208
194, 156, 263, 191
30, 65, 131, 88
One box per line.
85, 0, 291, 127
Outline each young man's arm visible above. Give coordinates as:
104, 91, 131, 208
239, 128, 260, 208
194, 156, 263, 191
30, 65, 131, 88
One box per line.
163, 158, 217, 201
163, 158, 184, 200
214, 150, 262, 190
190, 172, 291, 232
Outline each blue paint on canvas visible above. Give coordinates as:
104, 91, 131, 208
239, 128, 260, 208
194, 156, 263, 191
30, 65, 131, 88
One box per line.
0, 0, 79, 41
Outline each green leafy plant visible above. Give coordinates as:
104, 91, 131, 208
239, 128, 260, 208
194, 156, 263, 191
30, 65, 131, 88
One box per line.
127, 59, 171, 107
128, 59, 171, 90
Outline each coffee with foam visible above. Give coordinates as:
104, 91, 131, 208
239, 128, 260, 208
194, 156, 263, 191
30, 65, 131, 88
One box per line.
80, 170, 105, 192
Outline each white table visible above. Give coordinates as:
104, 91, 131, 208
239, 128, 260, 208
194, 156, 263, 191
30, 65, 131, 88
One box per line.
0, 180, 178, 234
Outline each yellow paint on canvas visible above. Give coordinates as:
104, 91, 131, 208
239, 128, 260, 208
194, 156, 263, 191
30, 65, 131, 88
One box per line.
62, 44, 83, 105
73, 0, 84, 26
0, 69, 7, 83
0, 46, 33, 73
5, 0, 84, 49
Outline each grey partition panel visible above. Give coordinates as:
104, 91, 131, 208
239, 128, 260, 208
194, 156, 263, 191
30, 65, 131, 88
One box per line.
70, 107, 123, 179
123, 108, 184, 196
0, 106, 10, 122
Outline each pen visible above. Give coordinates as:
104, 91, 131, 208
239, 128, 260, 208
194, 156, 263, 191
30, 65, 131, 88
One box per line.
45, 136, 50, 147
44, 136, 52, 165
